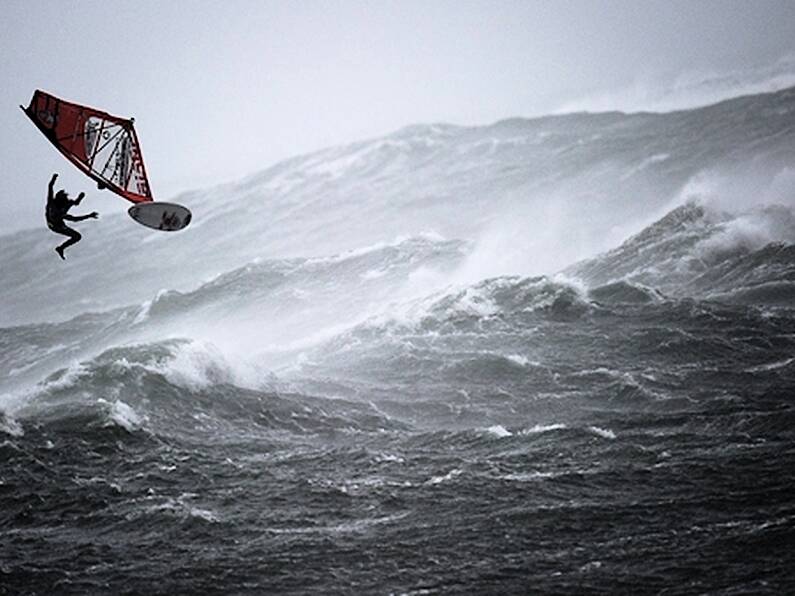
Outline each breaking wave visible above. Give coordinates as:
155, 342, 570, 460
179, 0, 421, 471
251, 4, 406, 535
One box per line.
2, 86, 795, 595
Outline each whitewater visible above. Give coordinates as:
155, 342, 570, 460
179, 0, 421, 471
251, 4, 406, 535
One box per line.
2, 87, 795, 594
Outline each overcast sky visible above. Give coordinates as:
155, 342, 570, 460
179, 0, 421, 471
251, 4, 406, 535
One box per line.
2, 0, 795, 234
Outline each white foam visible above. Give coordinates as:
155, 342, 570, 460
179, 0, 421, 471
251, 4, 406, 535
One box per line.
503, 471, 558, 482
133, 289, 170, 325
187, 507, 220, 523
158, 341, 234, 390
579, 561, 604, 572
573, 367, 620, 378
504, 354, 530, 366
427, 469, 463, 485
142, 496, 220, 523
0, 413, 24, 437
133, 300, 153, 325
588, 426, 617, 440
374, 452, 405, 464
72, 476, 122, 493
696, 217, 783, 260
745, 357, 795, 372
519, 423, 567, 435
100, 399, 145, 432
485, 425, 513, 438
39, 362, 89, 392
450, 286, 499, 317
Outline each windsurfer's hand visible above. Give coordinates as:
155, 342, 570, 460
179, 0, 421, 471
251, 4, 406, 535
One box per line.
51, 173, 58, 182
76, 192, 85, 203
89, 211, 99, 219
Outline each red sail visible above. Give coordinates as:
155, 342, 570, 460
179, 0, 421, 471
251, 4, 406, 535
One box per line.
22, 90, 153, 204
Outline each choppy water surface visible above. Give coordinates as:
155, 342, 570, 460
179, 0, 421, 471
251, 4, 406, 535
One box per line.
2, 89, 795, 594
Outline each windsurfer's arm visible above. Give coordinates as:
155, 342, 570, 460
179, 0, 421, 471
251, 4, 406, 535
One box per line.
73, 192, 85, 206
48, 173, 58, 202
64, 211, 99, 222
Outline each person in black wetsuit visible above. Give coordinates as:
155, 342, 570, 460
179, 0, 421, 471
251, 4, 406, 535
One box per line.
46, 173, 98, 260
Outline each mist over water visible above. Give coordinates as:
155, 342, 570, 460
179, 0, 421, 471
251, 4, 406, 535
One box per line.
555, 54, 795, 114
2, 87, 795, 594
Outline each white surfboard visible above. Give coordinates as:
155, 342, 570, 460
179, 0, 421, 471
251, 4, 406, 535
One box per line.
128, 202, 192, 231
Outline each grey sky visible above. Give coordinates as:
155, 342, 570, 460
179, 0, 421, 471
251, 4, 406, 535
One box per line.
2, 0, 795, 234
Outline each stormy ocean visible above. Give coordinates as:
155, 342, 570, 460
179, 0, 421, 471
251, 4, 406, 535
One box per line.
2, 87, 795, 594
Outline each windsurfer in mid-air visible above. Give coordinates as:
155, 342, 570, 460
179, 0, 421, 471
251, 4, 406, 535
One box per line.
46, 173, 98, 260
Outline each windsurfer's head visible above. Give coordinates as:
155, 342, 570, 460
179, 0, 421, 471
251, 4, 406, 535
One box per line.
55, 190, 68, 202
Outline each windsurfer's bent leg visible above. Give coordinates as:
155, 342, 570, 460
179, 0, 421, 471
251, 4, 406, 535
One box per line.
50, 225, 82, 260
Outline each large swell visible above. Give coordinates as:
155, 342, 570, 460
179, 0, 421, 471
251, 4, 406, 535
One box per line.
2, 88, 795, 594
